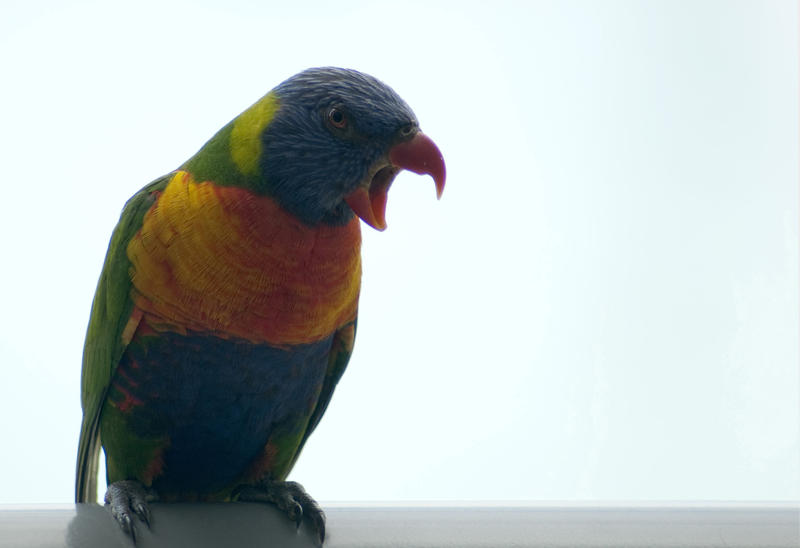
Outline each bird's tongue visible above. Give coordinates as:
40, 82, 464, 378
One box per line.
344, 132, 446, 231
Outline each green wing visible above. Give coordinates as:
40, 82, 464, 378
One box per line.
282, 319, 356, 477
307, 319, 356, 438
75, 175, 170, 503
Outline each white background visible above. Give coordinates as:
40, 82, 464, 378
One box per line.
0, 0, 797, 503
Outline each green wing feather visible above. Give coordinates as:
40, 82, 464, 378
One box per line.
306, 320, 355, 438
75, 175, 170, 503
283, 320, 356, 476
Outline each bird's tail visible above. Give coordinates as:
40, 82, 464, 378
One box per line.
75, 414, 101, 503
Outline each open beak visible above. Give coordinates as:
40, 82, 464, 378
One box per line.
344, 132, 446, 231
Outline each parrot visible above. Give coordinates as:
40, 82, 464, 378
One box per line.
74, 67, 445, 544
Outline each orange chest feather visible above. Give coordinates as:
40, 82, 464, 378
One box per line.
126, 171, 362, 345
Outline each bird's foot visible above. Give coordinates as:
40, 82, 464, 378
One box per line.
104, 480, 157, 543
234, 479, 325, 543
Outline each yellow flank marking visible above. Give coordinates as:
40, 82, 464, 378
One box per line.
120, 307, 143, 346
229, 93, 280, 176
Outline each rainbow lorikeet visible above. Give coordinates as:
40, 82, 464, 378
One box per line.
75, 67, 445, 543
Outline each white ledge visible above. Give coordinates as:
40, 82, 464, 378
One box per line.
0, 503, 797, 547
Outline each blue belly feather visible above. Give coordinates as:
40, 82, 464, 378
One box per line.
108, 330, 333, 494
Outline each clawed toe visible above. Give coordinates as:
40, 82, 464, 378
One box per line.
104, 480, 156, 543
235, 479, 326, 543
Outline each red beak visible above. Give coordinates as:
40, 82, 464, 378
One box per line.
345, 132, 446, 231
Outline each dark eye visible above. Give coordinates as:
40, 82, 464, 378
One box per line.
328, 108, 347, 129
399, 123, 415, 137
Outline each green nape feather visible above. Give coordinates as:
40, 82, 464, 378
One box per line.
180, 92, 280, 193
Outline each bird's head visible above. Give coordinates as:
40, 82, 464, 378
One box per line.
246, 67, 445, 230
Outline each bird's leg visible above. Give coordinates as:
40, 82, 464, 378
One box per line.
234, 479, 326, 543
104, 480, 157, 543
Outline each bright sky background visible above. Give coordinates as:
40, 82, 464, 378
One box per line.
1, 0, 797, 504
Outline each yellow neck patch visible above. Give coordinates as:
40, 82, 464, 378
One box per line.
229, 92, 280, 176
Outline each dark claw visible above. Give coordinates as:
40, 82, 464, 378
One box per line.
286, 482, 325, 543
104, 480, 155, 543
134, 501, 151, 527
290, 501, 303, 528
312, 509, 326, 543
236, 479, 325, 543
119, 513, 134, 542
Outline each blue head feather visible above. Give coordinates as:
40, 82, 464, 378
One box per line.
261, 67, 419, 226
